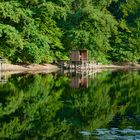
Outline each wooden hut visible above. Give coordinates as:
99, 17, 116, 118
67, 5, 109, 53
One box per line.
61, 49, 96, 70
67, 50, 96, 70
70, 50, 88, 61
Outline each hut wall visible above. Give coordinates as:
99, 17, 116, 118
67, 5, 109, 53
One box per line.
70, 51, 80, 61
70, 50, 88, 61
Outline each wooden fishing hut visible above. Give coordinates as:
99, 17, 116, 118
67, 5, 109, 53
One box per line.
67, 50, 96, 71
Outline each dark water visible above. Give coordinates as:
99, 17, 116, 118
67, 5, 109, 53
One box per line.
0, 70, 140, 140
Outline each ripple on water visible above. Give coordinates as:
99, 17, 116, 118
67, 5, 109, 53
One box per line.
80, 128, 140, 140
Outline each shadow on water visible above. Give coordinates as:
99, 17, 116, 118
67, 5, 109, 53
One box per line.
0, 70, 140, 139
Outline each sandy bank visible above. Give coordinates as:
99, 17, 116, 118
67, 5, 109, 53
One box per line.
1, 63, 60, 73
1, 63, 140, 74
94, 64, 140, 70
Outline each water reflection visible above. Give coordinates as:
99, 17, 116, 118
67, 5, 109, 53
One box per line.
0, 71, 7, 84
70, 72, 89, 88
0, 70, 140, 139
81, 128, 140, 139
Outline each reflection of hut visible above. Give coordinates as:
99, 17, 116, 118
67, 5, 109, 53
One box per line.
70, 50, 88, 61
70, 75, 88, 88
0, 72, 7, 84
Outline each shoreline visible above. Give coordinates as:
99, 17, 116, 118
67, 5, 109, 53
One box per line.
0, 63, 59, 73
0, 64, 60, 76
94, 64, 140, 70
0, 63, 140, 74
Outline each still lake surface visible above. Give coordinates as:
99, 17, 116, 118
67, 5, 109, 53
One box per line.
0, 70, 140, 140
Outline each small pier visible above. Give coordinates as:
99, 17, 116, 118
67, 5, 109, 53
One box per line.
67, 60, 97, 71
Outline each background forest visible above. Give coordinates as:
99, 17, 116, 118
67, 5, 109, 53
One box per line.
0, 0, 140, 64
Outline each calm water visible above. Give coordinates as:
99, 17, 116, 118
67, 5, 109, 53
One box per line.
0, 70, 140, 140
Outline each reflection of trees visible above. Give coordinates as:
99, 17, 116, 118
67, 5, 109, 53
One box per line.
0, 74, 71, 139
108, 71, 140, 130
61, 72, 119, 131
0, 71, 140, 139
60, 71, 140, 132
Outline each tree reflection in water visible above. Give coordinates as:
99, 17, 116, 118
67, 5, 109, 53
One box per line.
0, 70, 140, 139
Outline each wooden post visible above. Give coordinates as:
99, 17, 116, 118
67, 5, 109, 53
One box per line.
79, 61, 81, 70
69, 61, 71, 69
0, 70, 1, 82
61, 61, 63, 69
68, 61, 70, 69
0, 62, 2, 71
60, 61, 64, 74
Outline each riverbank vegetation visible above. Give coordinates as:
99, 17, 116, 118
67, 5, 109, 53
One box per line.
0, 0, 140, 64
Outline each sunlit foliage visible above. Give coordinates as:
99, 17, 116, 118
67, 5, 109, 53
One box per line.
0, 0, 140, 63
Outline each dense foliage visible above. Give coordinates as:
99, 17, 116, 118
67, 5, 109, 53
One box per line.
0, 0, 140, 63
0, 71, 140, 139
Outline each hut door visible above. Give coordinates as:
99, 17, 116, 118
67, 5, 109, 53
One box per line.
80, 51, 88, 61
80, 52, 85, 60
